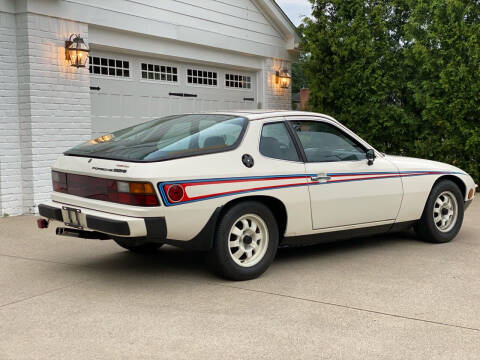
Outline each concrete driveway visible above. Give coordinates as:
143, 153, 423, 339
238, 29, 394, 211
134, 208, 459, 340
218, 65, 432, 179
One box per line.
1, 200, 479, 359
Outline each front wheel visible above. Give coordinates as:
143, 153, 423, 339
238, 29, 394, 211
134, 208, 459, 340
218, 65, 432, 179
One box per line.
211, 202, 279, 281
415, 180, 464, 243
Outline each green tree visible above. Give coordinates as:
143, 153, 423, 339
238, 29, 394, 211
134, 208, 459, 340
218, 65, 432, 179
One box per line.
292, 56, 309, 95
301, 0, 480, 182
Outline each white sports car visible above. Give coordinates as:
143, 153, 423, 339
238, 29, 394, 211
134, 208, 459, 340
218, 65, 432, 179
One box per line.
38, 111, 477, 280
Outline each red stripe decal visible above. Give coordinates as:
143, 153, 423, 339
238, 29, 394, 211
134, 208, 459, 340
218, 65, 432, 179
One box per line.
181, 176, 307, 187
163, 178, 309, 203
162, 171, 447, 205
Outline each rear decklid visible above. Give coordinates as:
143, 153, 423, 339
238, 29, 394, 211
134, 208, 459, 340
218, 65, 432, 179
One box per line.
50, 155, 165, 217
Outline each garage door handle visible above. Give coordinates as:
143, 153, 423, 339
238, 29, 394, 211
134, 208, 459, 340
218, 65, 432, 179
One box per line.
169, 92, 197, 98
90, 86, 101, 91
244, 97, 255, 101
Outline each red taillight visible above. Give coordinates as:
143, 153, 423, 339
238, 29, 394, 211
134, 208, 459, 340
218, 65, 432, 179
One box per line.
167, 184, 185, 203
114, 181, 159, 206
51, 171, 160, 207
52, 171, 67, 193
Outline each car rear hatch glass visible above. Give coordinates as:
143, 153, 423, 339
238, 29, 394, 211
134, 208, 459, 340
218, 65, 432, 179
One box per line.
64, 114, 248, 162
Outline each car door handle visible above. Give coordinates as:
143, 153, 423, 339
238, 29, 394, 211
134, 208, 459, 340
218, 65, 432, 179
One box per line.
311, 175, 331, 181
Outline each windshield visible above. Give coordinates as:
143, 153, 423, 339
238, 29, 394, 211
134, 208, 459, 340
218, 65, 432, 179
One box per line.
65, 114, 248, 162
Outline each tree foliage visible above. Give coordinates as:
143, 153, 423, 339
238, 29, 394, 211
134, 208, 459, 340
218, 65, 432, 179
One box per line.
292, 56, 309, 95
301, 0, 480, 183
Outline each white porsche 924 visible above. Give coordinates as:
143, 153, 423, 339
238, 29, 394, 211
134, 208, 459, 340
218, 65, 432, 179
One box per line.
38, 111, 476, 280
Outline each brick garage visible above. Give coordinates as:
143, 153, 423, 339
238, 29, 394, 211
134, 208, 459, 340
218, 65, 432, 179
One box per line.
0, 0, 299, 216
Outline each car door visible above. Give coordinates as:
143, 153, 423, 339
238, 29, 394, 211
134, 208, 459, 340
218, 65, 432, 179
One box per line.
288, 118, 403, 230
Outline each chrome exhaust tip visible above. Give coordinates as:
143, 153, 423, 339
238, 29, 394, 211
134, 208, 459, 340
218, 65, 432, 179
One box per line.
55, 227, 110, 240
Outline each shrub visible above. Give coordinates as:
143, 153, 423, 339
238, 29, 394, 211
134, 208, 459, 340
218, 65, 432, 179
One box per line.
301, 0, 480, 182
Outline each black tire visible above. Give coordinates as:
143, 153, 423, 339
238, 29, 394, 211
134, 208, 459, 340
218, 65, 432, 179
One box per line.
113, 238, 163, 253
414, 180, 464, 243
211, 201, 279, 281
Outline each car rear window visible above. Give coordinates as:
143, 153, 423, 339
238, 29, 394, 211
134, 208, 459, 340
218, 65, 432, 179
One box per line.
65, 114, 248, 162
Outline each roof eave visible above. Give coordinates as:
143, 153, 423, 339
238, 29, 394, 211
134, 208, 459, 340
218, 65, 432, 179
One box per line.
254, 0, 301, 50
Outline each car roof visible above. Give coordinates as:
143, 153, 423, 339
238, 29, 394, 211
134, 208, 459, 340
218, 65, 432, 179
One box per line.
208, 110, 339, 123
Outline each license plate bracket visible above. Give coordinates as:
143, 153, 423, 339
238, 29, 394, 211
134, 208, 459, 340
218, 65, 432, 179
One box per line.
62, 206, 83, 229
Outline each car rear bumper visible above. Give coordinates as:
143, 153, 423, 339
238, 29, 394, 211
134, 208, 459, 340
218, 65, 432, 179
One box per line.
37, 202, 221, 251
38, 202, 166, 240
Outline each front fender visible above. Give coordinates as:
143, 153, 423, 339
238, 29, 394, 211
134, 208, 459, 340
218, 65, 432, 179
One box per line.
386, 155, 476, 222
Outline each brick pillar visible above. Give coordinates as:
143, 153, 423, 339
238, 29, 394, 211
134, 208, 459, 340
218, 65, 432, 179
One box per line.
262, 58, 292, 110
299, 88, 310, 111
15, 13, 91, 214
0, 11, 22, 216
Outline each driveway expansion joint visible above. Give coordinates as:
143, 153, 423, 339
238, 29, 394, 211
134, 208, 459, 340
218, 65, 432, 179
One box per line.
219, 284, 480, 333
0, 252, 84, 267
0, 279, 94, 310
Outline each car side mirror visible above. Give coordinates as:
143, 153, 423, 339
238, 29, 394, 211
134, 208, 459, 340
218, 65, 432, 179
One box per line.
366, 149, 376, 166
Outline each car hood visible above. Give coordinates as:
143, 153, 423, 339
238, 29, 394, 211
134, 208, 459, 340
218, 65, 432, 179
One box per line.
385, 155, 466, 175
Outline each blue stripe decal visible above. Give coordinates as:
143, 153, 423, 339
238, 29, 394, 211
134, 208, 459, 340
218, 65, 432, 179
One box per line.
312, 175, 402, 185
326, 171, 464, 176
161, 174, 316, 185
157, 170, 462, 206
160, 183, 311, 206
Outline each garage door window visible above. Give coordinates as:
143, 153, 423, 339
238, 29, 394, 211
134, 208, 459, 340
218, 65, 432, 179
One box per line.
226, 74, 251, 89
89, 56, 130, 77
187, 69, 217, 86
141, 63, 178, 82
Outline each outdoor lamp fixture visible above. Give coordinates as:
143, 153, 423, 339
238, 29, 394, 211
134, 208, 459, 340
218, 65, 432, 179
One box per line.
65, 34, 89, 68
276, 69, 291, 89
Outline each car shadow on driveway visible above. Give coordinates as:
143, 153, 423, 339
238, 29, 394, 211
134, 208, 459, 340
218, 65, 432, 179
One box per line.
276, 229, 418, 261
75, 245, 216, 282
70, 230, 418, 282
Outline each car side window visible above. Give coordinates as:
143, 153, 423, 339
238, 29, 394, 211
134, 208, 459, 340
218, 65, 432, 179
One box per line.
290, 121, 366, 163
260, 122, 300, 162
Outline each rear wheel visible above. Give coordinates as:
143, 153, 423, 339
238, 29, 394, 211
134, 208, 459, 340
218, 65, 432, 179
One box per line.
113, 238, 163, 253
211, 201, 279, 281
415, 180, 464, 243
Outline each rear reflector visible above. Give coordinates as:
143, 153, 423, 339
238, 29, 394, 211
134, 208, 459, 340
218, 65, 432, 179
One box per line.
468, 188, 475, 200
166, 184, 185, 203
52, 171, 160, 207
37, 218, 49, 229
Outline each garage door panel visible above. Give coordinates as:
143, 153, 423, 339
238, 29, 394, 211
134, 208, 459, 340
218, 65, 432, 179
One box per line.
91, 92, 109, 116
150, 96, 163, 117
90, 50, 257, 137
138, 96, 151, 120
110, 94, 123, 117
205, 99, 219, 112
168, 97, 183, 114
152, 96, 176, 118
122, 95, 136, 117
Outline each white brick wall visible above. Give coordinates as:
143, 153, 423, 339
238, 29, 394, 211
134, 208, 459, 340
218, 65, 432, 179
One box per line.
0, 12, 91, 215
262, 58, 292, 110
0, 11, 22, 216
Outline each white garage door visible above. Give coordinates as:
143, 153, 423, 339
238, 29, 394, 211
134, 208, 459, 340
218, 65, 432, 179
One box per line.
89, 50, 257, 137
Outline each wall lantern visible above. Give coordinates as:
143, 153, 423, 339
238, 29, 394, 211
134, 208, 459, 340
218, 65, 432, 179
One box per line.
65, 34, 89, 68
276, 69, 291, 89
